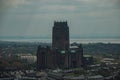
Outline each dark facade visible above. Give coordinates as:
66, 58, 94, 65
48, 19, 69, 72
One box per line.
83, 55, 93, 66
69, 45, 83, 68
37, 21, 83, 70
37, 46, 53, 70
52, 21, 69, 50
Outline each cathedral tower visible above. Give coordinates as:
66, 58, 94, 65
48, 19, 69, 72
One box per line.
52, 21, 69, 50
37, 21, 83, 70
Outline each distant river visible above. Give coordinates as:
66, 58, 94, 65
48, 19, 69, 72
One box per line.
0, 38, 120, 43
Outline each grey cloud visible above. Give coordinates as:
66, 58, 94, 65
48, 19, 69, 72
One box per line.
0, 0, 120, 37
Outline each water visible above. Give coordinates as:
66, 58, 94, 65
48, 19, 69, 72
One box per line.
70, 38, 120, 44
0, 37, 120, 43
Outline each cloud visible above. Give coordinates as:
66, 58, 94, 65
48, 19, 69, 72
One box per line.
0, 0, 31, 9
75, 0, 120, 7
0, 0, 120, 37
0, 0, 25, 6
39, 5, 77, 13
75, 0, 120, 3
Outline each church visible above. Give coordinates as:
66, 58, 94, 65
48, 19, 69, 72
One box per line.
37, 21, 83, 70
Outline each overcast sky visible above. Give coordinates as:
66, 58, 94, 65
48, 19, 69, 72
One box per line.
0, 0, 120, 38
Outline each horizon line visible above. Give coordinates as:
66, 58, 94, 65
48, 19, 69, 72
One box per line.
0, 36, 120, 39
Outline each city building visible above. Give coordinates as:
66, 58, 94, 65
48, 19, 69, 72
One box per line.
83, 55, 93, 66
37, 21, 83, 70
18, 54, 36, 63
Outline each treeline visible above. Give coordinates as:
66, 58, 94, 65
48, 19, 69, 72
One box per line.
83, 43, 120, 55
0, 41, 120, 56
0, 41, 51, 55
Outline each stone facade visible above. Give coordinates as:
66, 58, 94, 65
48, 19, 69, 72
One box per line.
37, 21, 83, 70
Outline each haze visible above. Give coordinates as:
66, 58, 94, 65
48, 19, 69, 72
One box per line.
0, 0, 120, 38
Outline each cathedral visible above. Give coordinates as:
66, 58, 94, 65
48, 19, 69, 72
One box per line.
37, 21, 83, 70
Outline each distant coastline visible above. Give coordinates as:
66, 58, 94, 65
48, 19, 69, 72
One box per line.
0, 37, 120, 43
